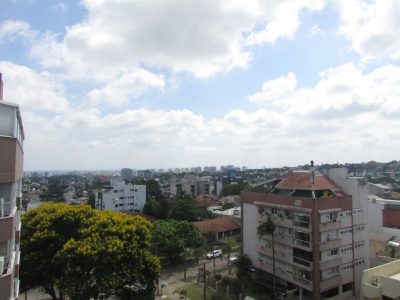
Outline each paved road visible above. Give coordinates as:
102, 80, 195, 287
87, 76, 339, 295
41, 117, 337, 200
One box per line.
156, 254, 237, 299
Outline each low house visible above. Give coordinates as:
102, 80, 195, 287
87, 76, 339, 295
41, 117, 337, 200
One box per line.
193, 216, 240, 240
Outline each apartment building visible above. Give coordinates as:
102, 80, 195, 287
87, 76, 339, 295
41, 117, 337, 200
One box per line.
95, 179, 146, 213
170, 174, 210, 197
0, 73, 24, 300
242, 166, 369, 299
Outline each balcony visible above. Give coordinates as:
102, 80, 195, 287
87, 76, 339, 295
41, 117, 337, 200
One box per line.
320, 238, 341, 251
293, 256, 313, 271
320, 257, 342, 270
274, 217, 293, 228
0, 272, 13, 299
320, 274, 341, 291
319, 220, 341, 232
293, 220, 311, 231
0, 209, 15, 242
292, 274, 313, 289
293, 238, 311, 250
0, 136, 24, 183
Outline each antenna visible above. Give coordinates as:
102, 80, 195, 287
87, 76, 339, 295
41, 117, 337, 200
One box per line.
310, 160, 315, 184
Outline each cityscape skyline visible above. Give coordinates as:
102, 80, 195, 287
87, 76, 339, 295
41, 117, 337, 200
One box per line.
1, 0, 400, 170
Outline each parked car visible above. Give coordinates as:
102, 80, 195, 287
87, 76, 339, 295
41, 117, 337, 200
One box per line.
228, 255, 239, 265
206, 249, 223, 259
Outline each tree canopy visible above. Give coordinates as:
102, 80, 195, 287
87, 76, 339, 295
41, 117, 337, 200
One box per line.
151, 220, 203, 259
21, 203, 160, 300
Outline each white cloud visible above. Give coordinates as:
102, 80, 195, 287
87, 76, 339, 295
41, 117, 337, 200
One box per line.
87, 69, 165, 106
337, 0, 400, 61
248, 72, 297, 104
248, 63, 400, 118
28, 0, 326, 80
0, 61, 70, 113
247, 0, 325, 44
0, 20, 36, 43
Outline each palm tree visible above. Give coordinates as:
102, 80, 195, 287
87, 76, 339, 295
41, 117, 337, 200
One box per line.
257, 215, 276, 299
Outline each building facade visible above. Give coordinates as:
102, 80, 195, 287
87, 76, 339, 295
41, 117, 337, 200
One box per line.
170, 175, 210, 197
242, 167, 369, 299
0, 74, 24, 300
95, 180, 146, 213
121, 168, 134, 181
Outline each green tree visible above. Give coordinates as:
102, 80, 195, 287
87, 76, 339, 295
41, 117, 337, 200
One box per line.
168, 193, 210, 221
21, 203, 160, 300
192, 248, 206, 265
221, 184, 241, 197
152, 220, 203, 259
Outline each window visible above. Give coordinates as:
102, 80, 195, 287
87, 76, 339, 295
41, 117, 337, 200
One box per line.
342, 282, 353, 293
340, 228, 352, 236
355, 242, 365, 248
354, 258, 365, 266
330, 249, 338, 256
341, 263, 353, 271
341, 245, 352, 253
354, 225, 365, 232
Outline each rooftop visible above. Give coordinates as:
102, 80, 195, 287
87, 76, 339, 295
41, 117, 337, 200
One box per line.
275, 171, 340, 191
193, 216, 240, 234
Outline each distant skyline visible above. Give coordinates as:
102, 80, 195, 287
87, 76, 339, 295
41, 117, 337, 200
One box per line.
1, 0, 400, 170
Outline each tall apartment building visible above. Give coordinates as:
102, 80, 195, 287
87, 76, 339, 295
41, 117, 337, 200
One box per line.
242, 166, 369, 299
170, 174, 210, 197
121, 168, 134, 181
0, 73, 24, 300
95, 179, 146, 213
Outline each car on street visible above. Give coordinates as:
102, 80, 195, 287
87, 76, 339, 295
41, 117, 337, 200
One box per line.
206, 249, 223, 259
228, 255, 239, 265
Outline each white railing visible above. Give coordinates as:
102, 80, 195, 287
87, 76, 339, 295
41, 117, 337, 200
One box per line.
0, 198, 3, 217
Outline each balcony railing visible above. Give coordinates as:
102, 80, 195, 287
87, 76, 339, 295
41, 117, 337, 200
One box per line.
320, 257, 342, 270
293, 238, 311, 249
293, 220, 311, 229
320, 274, 342, 291
320, 238, 342, 251
319, 220, 341, 232
292, 274, 312, 288
293, 256, 312, 269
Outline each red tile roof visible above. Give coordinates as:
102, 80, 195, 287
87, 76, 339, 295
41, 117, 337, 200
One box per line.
275, 171, 340, 191
193, 216, 240, 234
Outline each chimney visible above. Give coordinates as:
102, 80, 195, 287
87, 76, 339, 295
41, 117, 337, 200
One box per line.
310, 160, 315, 184
0, 73, 3, 100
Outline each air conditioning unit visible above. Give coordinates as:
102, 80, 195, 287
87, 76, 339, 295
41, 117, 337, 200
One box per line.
0, 198, 4, 217
0, 256, 4, 275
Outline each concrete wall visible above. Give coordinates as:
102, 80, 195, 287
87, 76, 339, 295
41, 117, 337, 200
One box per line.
242, 202, 259, 266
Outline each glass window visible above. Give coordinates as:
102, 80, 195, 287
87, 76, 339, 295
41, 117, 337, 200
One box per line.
0, 105, 15, 136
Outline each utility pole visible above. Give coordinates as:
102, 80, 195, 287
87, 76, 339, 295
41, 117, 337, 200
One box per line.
201, 261, 211, 300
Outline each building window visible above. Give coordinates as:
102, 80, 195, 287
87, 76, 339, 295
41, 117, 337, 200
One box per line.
354, 258, 365, 266
354, 225, 365, 232
355, 242, 365, 248
342, 282, 353, 293
341, 263, 353, 271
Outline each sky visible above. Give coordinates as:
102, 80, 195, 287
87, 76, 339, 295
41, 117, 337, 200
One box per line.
1, 0, 400, 170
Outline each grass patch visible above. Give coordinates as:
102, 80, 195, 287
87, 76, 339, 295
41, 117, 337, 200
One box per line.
176, 283, 214, 300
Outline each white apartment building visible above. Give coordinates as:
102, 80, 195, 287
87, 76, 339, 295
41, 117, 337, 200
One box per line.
242, 167, 369, 300
0, 75, 24, 300
95, 179, 146, 213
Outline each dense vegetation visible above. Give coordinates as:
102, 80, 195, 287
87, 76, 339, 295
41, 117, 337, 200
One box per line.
21, 203, 160, 300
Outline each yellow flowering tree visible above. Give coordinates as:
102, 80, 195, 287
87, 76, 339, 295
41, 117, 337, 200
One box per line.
21, 203, 160, 300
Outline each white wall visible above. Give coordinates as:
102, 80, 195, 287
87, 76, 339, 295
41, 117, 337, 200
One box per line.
96, 183, 146, 213
243, 203, 259, 266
